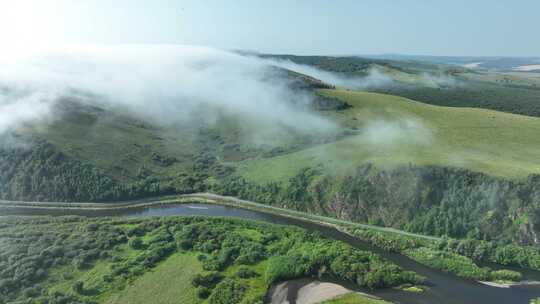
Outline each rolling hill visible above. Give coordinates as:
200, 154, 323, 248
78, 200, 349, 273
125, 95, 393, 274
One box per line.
239, 89, 540, 182
3, 65, 540, 244
263, 54, 540, 117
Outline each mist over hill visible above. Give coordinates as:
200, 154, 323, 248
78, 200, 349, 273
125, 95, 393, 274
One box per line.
0, 45, 342, 145
4, 2, 540, 304
2, 47, 540, 247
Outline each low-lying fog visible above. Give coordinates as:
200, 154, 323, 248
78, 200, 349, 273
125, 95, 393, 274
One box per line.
0, 44, 434, 148
0, 45, 337, 139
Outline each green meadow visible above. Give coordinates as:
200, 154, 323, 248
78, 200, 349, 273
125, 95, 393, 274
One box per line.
239, 89, 540, 183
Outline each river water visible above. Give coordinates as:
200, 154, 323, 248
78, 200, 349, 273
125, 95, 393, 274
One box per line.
6, 203, 540, 304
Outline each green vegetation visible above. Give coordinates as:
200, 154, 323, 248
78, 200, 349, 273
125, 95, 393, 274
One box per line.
321, 293, 393, 304
462, 72, 540, 90
399, 285, 424, 293
403, 247, 491, 280
106, 253, 202, 304
2, 58, 540, 282
0, 141, 122, 202
260, 54, 442, 77
489, 269, 522, 283
371, 78, 540, 117
4, 88, 540, 246
349, 228, 533, 282
226, 163, 540, 245
7, 81, 540, 203
436, 237, 540, 270
0, 216, 422, 304
0, 139, 184, 202
241, 89, 540, 181
264, 54, 540, 118
228, 90, 540, 245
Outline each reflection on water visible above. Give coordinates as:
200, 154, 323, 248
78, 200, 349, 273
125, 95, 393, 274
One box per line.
4, 203, 540, 304
186, 205, 209, 210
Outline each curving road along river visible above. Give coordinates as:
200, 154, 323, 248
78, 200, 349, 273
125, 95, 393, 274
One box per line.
3, 199, 540, 304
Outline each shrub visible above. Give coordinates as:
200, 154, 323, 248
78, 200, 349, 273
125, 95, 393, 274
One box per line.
127, 226, 145, 237
128, 237, 144, 249
22, 287, 40, 298
490, 269, 522, 282
236, 267, 258, 279
72, 281, 84, 294
197, 287, 211, 299
102, 274, 113, 282
404, 247, 490, 280
207, 279, 247, 304
191, 271, 224, 288
237, 243, 265, 265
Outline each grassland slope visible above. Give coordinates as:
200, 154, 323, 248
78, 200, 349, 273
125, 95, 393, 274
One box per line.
239, 89, 540, 183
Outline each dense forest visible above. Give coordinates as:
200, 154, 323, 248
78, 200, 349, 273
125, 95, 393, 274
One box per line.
260, 55, 439, 76
2, 54, 540, 255
0, 137, 233, 203
3, 139, 540, 248
0, 137, 243, 203
220, 165, 540, 246
0, 216, 421, 304
371, 82, 540, 118
0, 141, 119, 202
0, 141, 169, 202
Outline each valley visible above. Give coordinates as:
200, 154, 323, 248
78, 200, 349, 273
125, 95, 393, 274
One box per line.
4, 78, 540, 245
2, 2, 540, 303
2, 46, 540, 304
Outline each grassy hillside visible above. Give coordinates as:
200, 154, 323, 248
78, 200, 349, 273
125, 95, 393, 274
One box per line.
4, 72, 540, 244
19, 95, 344, 182
4, 60, 537, 193
226, 90, 540, 244
22, 88, 540, 189
4, 87, 540, 243
239, 89, 540, 183
263, 54, 540, 118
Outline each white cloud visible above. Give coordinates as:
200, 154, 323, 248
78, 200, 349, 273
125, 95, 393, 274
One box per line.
361, 119, 432, 146
0, 45, 337, 142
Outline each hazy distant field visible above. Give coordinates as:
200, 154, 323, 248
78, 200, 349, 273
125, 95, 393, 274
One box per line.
515, 65, 540, 71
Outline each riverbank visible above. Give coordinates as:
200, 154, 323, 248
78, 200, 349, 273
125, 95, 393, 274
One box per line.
0, 215, 423, 304
4, 197, 540, 303
0, 192, 439, 240
479, 280, 540, 288
2, 192, 539, 288
266, 278, 386, 304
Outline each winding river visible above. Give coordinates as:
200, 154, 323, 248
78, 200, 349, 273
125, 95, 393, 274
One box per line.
5, 202, 540, 304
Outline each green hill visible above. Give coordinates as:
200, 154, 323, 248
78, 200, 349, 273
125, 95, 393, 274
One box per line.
262, 54, 540, 118
3, 81, 540, 244
239, 89, 540, 183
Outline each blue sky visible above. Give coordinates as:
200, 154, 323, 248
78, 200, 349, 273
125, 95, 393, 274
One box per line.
2, 0, 539, 56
